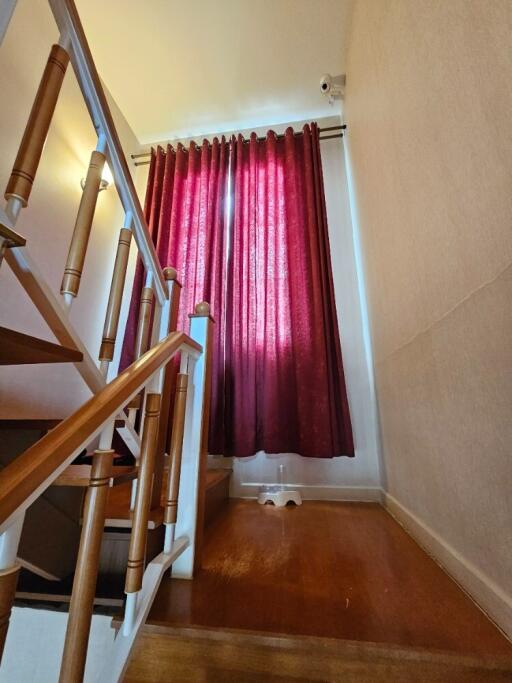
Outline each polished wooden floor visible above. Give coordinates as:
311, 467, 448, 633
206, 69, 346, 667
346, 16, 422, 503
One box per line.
148, 500, 512, 657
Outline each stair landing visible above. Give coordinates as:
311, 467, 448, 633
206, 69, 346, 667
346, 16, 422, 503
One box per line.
145, 499, 512, 658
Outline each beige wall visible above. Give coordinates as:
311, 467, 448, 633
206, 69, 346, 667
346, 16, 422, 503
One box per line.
345, 0, 512, 635
0, 0, 141, 418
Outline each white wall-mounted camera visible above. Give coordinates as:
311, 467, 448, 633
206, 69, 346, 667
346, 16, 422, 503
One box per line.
320, 73, 345, 104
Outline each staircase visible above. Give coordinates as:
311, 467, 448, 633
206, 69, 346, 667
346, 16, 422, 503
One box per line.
2, 2, 509, 682
1, 421, 231, 609
0, 1, 215, 680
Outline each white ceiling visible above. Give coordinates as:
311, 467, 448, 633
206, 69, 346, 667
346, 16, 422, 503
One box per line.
76, 0, 353, 145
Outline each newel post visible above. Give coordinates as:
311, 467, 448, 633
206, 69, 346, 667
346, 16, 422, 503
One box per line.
171, 301, 213, 578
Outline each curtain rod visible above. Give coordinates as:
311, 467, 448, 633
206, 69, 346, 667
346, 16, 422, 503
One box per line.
131, 124, 347, 165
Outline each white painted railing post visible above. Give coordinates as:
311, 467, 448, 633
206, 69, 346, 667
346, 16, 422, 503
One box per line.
0, 512, 24, 661
171, 302, 213, 578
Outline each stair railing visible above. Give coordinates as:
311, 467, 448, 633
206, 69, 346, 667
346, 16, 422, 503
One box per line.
0, 0, 216, 679
0, 302, 214, 681
0, 0, 169, 454
1, 0, 166, 393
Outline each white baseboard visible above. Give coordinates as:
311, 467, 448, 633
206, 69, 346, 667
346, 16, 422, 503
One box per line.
384, 492, 512, 640
234, 482, 383, 503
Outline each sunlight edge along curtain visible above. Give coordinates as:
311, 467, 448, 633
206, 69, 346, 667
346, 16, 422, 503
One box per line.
121, 123, 354, 458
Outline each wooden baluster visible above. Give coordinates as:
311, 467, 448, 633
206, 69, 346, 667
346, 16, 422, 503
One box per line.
134, 285, 154, 360
61, 140, 106, 306
150, 266, 182, 510
126, 284, 154, 422
163, 368, 189, 552
5, 44, 69, 207
0, 514, 24, 663
98, 225, 133, 375
171, 302, 214, 578
59, 424, 115, 683
123, 392, 161, 634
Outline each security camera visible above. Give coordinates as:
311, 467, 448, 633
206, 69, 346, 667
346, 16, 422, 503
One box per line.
320, 74, 333, 94
319, 73, 345, 103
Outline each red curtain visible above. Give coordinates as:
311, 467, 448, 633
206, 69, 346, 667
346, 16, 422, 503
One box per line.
120, 137, 230, 453
121, 123, 354, 458
225, 124, 353, 457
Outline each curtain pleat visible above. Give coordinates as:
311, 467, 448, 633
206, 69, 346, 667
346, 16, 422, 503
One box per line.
120, 123, 354, 458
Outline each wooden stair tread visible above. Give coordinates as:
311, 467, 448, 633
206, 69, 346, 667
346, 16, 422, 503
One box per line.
205, 468, 231, 490
54, 464, 138, 487
102, 469, 232, 530
0, 220, 26, 248
0, 326, 83, 365
103, 483, 163, 529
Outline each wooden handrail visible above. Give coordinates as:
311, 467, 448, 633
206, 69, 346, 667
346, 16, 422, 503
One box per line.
47, 0, 167, 304
0, 331, 202, 532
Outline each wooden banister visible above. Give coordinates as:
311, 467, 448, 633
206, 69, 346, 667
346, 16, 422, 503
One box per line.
48, 0, 167, 304
0, 331, 202, 534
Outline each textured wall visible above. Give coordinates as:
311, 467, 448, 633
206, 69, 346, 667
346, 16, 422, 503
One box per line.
344, 0, 512, 634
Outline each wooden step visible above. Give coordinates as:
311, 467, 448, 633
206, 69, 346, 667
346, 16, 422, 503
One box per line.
104, 482, 164, 529
0, 326, 83, 365
124, 625, 512, 683
101, 469, 232, 530
0, 219, 26, 248
54, 464, 138, 487
204, 468, 231, 526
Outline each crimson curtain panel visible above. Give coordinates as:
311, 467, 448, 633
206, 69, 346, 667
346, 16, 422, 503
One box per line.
120, 136, 230, 446
121, 123, 354, 458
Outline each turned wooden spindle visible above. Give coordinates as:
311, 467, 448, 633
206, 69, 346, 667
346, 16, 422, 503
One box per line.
150, 266, 182, 509
99, 228, 132, 361
126, 286, 155, 411
164, 373, 188, 525
5, 44, 69, 206
60, 149, 105, 299
0, 566, 20, 661
125, 393, 161, 594
59, 448, 114, 683
133, 286, 154, 359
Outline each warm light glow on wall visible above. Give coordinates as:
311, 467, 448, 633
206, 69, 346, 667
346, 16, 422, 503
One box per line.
80, 162, 113, 192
